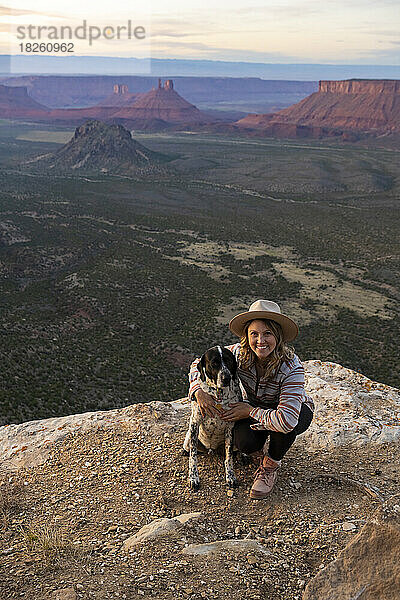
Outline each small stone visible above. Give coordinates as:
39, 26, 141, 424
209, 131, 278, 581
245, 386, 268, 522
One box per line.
183, 539, 272, 557
50, 589, 77, 600
123, 513, 201, 550
342, 522, 357, 531
227, 489, 234, 497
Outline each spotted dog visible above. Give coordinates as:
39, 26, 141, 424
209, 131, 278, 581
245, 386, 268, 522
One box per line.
183, 345, 244, 491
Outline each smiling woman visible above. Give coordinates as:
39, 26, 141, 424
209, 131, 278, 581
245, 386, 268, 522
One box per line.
248, 320, 277, 360
188, 299, 314, 500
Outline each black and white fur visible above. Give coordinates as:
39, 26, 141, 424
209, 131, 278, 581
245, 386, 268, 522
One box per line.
183, 345, 244, 491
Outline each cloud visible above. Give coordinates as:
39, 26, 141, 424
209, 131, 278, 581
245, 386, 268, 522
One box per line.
152, 38, 298, 61
151, 29, 195, 39
233, 1, 324, 18
348, 46, 400, 63
0, 5, 63, 18
358, 28, 400, 37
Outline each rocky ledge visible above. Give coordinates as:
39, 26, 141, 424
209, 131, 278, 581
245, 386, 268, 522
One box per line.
1, 360, 399, 473
0, 360, 399, 600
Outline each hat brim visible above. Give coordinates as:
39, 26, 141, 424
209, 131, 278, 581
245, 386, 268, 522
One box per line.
229, 310, 298, 342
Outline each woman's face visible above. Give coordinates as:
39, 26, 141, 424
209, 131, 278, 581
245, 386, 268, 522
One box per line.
247, 319, 277, 361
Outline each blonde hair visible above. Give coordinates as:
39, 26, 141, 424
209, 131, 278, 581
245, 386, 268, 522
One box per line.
239, 318, 294, 379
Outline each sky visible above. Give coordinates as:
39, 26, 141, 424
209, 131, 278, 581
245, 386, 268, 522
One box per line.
1, 0, 399, 65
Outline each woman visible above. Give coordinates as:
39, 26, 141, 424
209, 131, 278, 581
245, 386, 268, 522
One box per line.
188, 299, 314, 499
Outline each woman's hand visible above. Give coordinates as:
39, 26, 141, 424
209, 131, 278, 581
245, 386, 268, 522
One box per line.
221, 402, 252, 422
195, 389, 223, 418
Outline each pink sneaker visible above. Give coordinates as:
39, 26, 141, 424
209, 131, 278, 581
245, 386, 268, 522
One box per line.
249, 464, 279, 499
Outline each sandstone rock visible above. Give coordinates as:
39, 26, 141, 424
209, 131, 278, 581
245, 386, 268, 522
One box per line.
94, 84, 139, 109
123, 512, 201, 550
32, 120, 163, 174
111, 79, 208, 125
182, 538, 273, 557
342, 522, 357, 531
50, 588, 77, 600
234, 79, 400, 138
0, 400, 189, 472
301, 360, 400, 449
319, 79, 400, 95
0, 84, 49, 119
303, 494, 400, 600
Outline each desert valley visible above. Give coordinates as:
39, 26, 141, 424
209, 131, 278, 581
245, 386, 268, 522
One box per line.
0, 74, 398, 424
0, 69, 399, 600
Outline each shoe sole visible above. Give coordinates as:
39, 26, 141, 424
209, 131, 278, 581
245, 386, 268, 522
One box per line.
249, 489, 271, 499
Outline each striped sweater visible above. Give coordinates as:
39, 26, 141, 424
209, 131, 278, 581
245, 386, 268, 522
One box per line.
188, 343, 314, 434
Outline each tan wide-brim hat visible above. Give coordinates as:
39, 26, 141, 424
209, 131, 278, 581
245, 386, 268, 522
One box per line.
229, 299, 299, 342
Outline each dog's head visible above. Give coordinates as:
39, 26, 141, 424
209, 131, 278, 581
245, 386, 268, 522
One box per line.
197, 346, 237, 388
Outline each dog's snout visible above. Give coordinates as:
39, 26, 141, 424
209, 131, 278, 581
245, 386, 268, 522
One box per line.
222, 372, 231, 384
219, 368, 231, 386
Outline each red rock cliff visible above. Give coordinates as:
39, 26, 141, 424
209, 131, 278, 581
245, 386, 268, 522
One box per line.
0, 85, 49, 118
319, 79, 400, 94
235, 78, 400, 137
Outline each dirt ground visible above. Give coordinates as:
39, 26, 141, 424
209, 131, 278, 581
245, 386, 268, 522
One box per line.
1, 403, 398, 600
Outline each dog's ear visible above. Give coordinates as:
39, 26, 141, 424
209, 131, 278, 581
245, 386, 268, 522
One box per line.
223, 348, 237, 380
231, 360, 238, 381
197, 355, 206, 381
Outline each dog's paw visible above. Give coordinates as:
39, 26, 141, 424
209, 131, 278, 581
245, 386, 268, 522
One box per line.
226, 474, 238, 488
188, 476, 200, 491
239, 453, 252, 466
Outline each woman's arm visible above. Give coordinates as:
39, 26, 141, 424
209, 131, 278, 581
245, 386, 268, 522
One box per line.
187, 357, 222, 418
248, 362, 305, 433
188, 357, 202, 401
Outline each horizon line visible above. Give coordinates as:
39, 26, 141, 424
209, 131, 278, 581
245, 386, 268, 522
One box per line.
1, 55, 400, 68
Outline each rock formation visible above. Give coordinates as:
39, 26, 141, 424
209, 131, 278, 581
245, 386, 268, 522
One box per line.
27, 120, 164, 174
0, 79, 210, 130
1, 75, 315, 110
234, 78, 400, 138
111, 79, 209, 128
94, 84, 139, 109
123, 512, 201, 550
304, 494, 400, 600
0, 84, 49, 118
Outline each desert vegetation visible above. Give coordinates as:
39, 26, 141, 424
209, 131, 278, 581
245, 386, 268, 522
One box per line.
0, 120, 399, 424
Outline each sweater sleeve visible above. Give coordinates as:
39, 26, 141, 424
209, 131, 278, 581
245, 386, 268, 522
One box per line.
248, 361, 304, 433
188, 357, 202, 401
187, 343, 241, 401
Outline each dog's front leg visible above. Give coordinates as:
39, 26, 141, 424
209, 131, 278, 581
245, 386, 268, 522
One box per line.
224, 425, 238, 488
188, 416, 200, 491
